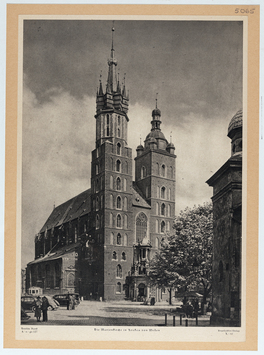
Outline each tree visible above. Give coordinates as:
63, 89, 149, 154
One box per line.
149, 203, 213, 309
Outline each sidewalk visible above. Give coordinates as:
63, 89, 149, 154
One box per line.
22, 300, 211, 326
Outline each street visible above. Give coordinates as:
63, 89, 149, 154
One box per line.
22, 300, 211, 327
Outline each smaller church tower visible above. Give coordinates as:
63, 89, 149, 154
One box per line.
134, 100, 176, 254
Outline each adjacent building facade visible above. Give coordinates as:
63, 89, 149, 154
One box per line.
207, 109, 242, 326
26, 29, 176, 301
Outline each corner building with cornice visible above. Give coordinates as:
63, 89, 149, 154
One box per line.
26, 30, 176, 302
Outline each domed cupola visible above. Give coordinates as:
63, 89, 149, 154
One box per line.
144, 98, 168, 150
136, 144, 144, 156
228, 109, 242, 156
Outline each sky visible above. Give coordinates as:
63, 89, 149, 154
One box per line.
22, 19, 243, 268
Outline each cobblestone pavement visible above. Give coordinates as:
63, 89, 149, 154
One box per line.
21, 300, 211, 326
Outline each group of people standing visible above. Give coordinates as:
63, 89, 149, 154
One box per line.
35, 295, 49, 322
67, 294, 76, 310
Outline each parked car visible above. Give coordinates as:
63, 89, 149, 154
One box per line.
21, 307, 30, 322
21, 295, 36, 312
41, 295, 60, 310
53, 293, 80, 307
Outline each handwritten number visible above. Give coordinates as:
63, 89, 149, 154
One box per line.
235, 8, 255, 14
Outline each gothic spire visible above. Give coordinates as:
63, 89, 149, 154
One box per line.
106, 24, 117, 93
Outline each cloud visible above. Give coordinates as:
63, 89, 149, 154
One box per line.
22, 83, 234, 267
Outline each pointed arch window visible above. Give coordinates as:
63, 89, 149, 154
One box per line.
161, 203, 165, 216
122, 252, 126, 261
161, 186, 166, 199
170, 166, 173, 179
117, 142, 121, 155
117, 233, 122, 245
161, 221, 166, 233
141, 166, 146, 179
117, 128, 121, 138
168, 204, 171, 217
116, 282, 121, 293
116, 264, 122, 278
96, 214, 100, 230
112, 251, 117, 260
110, 213, 113, 227
110, 194, 113, 209
156, 219, 159, 233
124, 197, 127, 211
106, 114, 110, 136
136, 212, 148, 244
96, 178, 99, 192
116, 177, 121, 191
110, 176, 113, 189
117, 214, 122, 228
116, 196, 121, 209
124, 214, 128, 229
161, 164, 166, 177
116, 160, 121, 172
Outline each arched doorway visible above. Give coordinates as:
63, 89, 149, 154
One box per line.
138, 283, 146, 300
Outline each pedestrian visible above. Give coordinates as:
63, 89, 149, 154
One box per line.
69, 294, 73, 310
41, 296, 49, 322
72, 295, 76, 310
35, 296, 42, 322
67, 293, 70, 310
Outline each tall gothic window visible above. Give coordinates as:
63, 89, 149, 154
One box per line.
116, 177, 121, 191
106, 114, 110, 136
117, 214, 122, 228
96, 214, 100, 229
161, 203, 165, 216
161, 221, 166, 233
117, 128, 120, 137
116, 265, 122, 278
141, 166, 146, 179
117, 143, 121, 155
117, 196, 121, 209
161, 186, 166, 199
161, 164, 166, 177
136, 212, 148, 243
124, 197, 127, 210
110, 194, 113, 209
124, 214, 128, 229
124, 234, 128, 246
116, 282, 121, 293
117, 233, 122, 245
116, 160, 121, 172
112, 251, 117, 260
110, 232, 114, 245
122, 252, 126, 261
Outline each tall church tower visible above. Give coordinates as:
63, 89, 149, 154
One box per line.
134, 100, 176, 255
87, 27, 134, 300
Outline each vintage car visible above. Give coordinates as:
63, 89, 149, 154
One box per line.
21, 295, 36, 312
53, 293, 80, 307
41, 295, 60, 310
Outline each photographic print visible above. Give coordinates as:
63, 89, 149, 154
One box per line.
4, 4, 260, 351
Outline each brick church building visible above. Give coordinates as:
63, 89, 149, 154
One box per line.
26, 29, 176, 301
